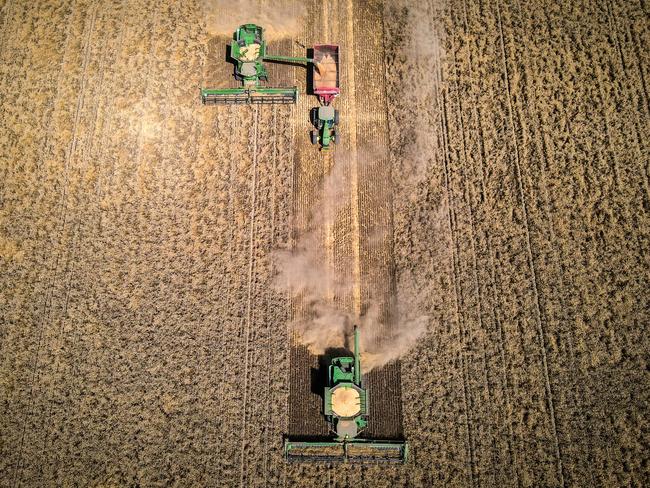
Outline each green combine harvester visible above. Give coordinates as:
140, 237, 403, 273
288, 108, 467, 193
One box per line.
284, 327, 408, 463
201, 24, 313, 104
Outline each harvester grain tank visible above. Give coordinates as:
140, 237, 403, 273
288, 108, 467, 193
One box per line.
284, 327, 408, 463
201, 24, 313, 104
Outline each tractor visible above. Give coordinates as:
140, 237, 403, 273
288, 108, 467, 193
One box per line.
310, 106, 340, 151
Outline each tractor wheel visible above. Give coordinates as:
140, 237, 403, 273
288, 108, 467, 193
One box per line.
311, 131, 318, 145
332, 130, 339, 144
334, 110, 340, 125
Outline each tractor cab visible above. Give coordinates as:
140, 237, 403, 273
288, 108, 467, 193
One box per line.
310, 106, 339, 150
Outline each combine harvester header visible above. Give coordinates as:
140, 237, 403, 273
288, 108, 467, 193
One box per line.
201, 24, 315, 105
284, 327, 408, 463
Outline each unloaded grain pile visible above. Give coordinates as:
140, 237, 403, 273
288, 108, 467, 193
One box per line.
314, 54, 337, 88
331, 387, 361, 417
239, 43, 261, 61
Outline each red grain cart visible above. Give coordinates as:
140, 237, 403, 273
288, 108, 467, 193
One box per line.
312, 45, 340, 105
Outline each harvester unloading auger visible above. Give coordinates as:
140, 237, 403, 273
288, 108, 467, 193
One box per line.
201, 24, 314, 104
200, 24, 341, 149
284, 327, 408, 463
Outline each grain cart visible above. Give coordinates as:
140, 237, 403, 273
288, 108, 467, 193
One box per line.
201, 24, 314, 104
284, 327, 408, 463
310, 45, 340, 150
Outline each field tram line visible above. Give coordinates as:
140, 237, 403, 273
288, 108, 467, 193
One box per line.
494, 0, 565, 485
40, 0, 119, 462
61, 0, 163, 478
624, 13, 650, 117
260, 104, 278, 488
455, 1, 522, 484
460, 4, 528, 473
11, 0, 79, 394
514, 0, 598, 476
62, 1, 166, 478
13, 2, 96, 483
198, 103, 241, 481
66, 9, 130, 474
244, 104, 278, 484
150, 1, 201, 472
454, 0, 521, 468
606, 0, 650, 118
0, 1, 14, 40
604, 0, 650, 203
449, 14, 497, 479
239, 105, 260, 488
440, 86, 477, 488
0, 1, 17, 84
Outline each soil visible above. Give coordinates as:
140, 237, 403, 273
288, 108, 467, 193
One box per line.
0, 0, 648, 487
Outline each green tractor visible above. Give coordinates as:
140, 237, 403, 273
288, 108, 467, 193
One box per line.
310, 106, 340, 151
284, 327, 408, 463
201, 24, 313, 104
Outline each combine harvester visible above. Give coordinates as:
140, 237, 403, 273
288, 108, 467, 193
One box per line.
201, 24, 341, 150
201, 24, 313, 104
284, 327, 408, 463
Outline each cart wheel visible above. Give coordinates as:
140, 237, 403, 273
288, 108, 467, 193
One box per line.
334, 110, 339, 125
311, 131, 318, 145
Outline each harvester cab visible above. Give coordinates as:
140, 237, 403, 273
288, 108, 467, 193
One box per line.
284, 327, 408, 463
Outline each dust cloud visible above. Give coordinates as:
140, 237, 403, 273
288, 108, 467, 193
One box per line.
273, 156, 353, 354
384, 0, 445, 196
360, 277, 430, 372
273, 152, 428, 372
200, 0, 306, 40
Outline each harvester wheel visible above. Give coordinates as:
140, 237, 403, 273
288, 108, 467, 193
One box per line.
334, 110, 340, 125
311, 131, 318, 145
